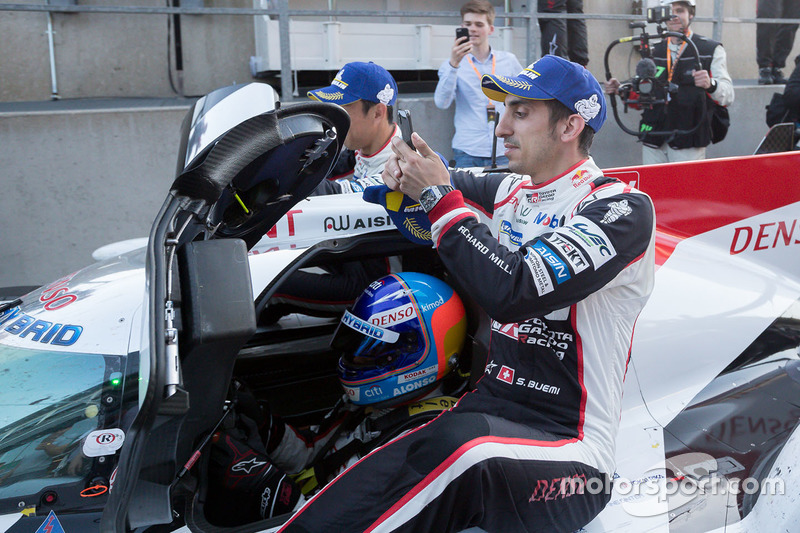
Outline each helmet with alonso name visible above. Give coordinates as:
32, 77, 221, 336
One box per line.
332, 272, 467, 406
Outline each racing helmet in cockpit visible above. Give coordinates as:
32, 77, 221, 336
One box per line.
332, 273, 467, 406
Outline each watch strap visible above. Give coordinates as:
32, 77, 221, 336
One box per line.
420, 185, 455, 213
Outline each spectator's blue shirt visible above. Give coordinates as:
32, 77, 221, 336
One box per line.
434, 49, 523, 158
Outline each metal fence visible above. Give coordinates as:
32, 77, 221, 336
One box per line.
2, 1, 799, 101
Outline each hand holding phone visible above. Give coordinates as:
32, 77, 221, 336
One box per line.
397, 109, 415, 150
451, 27, 471, 68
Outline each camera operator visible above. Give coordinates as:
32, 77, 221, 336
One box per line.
605, 0, 734, 164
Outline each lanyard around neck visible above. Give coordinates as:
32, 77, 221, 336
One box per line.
666, 30, 692, 82
466, 54, 497, 108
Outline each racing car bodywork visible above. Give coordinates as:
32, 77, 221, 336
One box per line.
1, 82, 799, 533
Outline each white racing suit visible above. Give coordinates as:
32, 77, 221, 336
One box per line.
278, 158, 656, 533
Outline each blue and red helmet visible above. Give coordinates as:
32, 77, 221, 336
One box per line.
332, 273, 467, 406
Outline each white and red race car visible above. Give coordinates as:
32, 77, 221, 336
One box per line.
1, 83, 799, 533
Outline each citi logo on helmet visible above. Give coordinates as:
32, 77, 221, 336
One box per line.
364, 385, 384, 398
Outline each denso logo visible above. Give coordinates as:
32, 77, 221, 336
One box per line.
369, 303, 415, 327
324, 215, 392, 232
39, 272, 79, 311
533, 212, 562, 228
730, 219, 799, 255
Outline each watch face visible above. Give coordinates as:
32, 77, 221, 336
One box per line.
420, 188, 438, 212
420, 186, 454, 212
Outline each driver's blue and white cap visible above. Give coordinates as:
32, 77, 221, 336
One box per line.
481, 54, 607, 132
308, 61, 398, 106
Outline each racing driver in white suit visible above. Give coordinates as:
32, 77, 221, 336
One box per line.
277, 55, 656, 533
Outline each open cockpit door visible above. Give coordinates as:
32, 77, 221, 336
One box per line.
102, 83, 349, 532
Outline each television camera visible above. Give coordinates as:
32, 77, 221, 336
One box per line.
603, 5, 707, 140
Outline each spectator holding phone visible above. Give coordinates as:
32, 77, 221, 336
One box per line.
435, 0, 522, 168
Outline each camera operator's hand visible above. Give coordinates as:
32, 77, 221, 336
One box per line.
604, 78, 621, 95
692, 69, 712, 90
449, 36, 472, 69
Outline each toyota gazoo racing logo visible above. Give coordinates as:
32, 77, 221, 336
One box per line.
484, 360, 561, 395
491, 319, 573, 360
525, 189, 556, 204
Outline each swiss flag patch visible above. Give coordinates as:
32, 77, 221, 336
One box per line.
497, 365, 515, 384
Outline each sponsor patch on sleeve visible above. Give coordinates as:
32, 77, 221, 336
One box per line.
500, 220, 523, 246
531, 242, 571, 285
523, 248, 555, 296
545, 233, 590, 274
558, 215, 617, 269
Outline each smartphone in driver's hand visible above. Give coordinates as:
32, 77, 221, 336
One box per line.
456, 27, 469, 43
397, 109, 415, 150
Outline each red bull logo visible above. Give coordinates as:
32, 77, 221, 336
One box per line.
571, 169, 592, 188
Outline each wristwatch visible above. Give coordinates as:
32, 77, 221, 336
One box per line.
419, 185, 455, 213
706, 79, 718, 93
